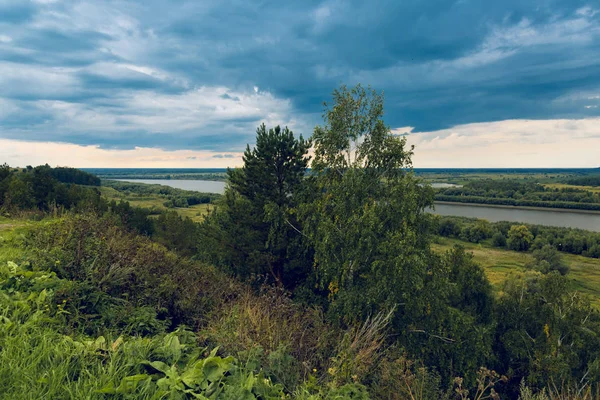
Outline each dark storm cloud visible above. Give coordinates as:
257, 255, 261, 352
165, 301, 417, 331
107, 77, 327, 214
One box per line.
0, 0, 599, 151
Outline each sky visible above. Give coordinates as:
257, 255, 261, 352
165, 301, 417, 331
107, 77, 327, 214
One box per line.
0, 0, 599, 168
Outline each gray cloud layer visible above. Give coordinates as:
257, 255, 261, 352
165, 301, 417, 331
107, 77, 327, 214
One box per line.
0, 0, 599, 152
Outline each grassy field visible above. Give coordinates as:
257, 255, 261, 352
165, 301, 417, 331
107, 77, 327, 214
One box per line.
544, 183, 600, 194
432, 237, 600, 306
98, 186, 212, 222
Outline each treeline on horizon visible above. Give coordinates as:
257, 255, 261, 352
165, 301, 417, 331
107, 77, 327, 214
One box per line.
3, 85, 600, 399
85, 167, 228, 181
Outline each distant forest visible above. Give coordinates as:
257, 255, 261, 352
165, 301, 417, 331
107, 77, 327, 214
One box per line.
436, 179, 600, 210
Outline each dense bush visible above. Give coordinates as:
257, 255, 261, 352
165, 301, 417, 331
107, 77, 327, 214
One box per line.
492, 232, 507, 247
6, 213, 414, 398
459, 220, 493, 243
529, 245, 569, 275
507, 225, 534, 252
0, 260, 373, 399
27, 214, 228, 331
494, 273, 600, 395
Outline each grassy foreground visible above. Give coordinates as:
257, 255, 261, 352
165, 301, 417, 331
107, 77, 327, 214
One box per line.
0, 216, 376, 399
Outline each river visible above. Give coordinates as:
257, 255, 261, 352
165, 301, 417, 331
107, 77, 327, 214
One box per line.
116, 180, 460, 195
114, 179, 227, 194
432, 202, 600, 232
114, 179, 600, 232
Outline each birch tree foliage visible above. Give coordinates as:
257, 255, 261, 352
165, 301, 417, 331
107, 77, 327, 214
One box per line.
304, 84, 435, 321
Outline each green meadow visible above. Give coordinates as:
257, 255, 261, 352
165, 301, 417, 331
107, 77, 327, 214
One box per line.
432, 237, 600, 306
98, 186, 212, 223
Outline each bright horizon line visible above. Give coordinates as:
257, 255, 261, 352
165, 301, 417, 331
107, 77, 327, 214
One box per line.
2, 118, 599, 169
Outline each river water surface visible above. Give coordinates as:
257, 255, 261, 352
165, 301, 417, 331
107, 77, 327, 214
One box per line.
114, 179, 226, 194
432, 203, 600, 232
114, 179, 600, 232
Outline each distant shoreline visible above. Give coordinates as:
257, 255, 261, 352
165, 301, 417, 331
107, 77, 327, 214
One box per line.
99, 176, 227, 182
433, 201, 600, 215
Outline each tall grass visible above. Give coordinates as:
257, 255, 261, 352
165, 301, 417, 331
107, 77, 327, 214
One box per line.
0, 261, 154, 398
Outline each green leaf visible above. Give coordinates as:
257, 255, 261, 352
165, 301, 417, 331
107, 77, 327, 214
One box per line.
120, 374, 150, 393
183, 388, 211, 400
243, 373, 256, 391
96, 383, 116, 394
97, 374, 150, 394
181, 360, 207, 388
142, 360, 170, 375
36, 289, 47, 306
163, 332, 182, 362
7, 261, 18, 274
203, 357, 229, 382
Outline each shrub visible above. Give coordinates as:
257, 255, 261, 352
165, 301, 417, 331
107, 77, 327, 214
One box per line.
531, 236, 549, 250
492, 232, 507, 247
27, 213, 230, 329
438, 218, 462, 237
200, 284, 336, 389
507, 225, 534, 252
530, 245, 569, 275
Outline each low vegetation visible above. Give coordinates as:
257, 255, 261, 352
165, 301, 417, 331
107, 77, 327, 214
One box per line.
436, 215, 600, 258
0, 217, 370, 399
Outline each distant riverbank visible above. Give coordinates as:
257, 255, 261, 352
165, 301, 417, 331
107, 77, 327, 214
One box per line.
113, 179, 226, 194
108, 179, 600, 231
434, 201, 600, 215
431, 202, 600, 232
